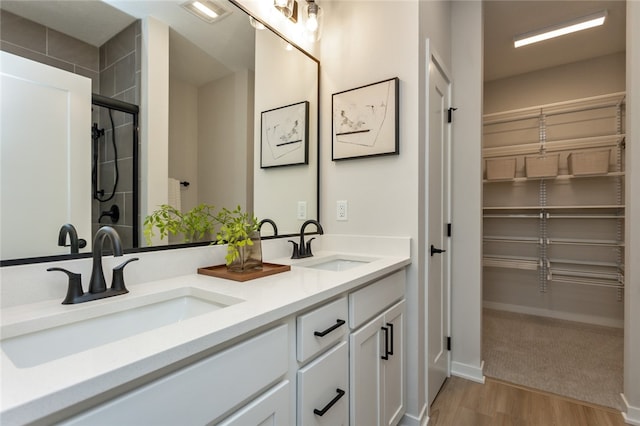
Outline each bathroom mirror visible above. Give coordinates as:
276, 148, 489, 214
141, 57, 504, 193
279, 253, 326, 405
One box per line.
0, 0, 319, 265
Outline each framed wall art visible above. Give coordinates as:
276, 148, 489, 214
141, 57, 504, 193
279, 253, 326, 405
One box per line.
332, 77, 399, 161
261, 101, 309, 168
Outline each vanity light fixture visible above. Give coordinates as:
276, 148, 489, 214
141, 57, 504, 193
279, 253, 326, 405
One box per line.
303, 0, 323, 42
181, 0, 230, 24
514, 10, 607, 48
249, 16, 266, 30
274, 0, 298, 23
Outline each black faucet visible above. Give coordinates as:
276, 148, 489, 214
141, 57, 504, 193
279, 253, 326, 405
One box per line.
258, 218, 278, 236
290, 219, 323, 259
47, 226, 138, 304
57, 223, 87, 254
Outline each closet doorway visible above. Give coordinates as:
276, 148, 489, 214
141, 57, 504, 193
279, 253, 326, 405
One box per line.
481, 0, 626, 411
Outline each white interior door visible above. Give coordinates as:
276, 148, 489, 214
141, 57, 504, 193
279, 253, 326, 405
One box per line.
426, 48, 452, 406
1, 51, 91, 259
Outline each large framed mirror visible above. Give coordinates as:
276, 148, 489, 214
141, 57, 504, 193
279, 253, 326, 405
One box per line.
0, 0, 319, 266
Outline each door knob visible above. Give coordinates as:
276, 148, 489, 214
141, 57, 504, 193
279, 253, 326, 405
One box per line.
430, 245, 446, 256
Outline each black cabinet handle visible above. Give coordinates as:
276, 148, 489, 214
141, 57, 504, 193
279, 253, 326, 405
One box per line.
387, 322, 394, 356
314, 319, 346, 337
431, 244, 446, 256
381, 326, 390, 360
313, 388, 346, 416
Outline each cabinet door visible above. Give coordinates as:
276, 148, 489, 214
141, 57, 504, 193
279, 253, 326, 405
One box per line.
298, 341, 348, 425
349, 314, 384, 426
60, 325, 289, 425
217, 381, 290, 426
382, 300, 405, 426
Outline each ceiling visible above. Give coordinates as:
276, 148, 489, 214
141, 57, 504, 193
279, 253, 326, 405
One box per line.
483, 0, 626, 82
2, 0, 626, 85
0, 0, 255, 86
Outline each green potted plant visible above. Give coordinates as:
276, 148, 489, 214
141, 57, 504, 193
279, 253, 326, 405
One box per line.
143, 203, 218, 245
144, 204, 262, 272
215, 205, 262, 272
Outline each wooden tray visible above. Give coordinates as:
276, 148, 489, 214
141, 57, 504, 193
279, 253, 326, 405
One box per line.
197, 262, 291, 282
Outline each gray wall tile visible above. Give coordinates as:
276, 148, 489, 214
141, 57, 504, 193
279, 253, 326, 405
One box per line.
0, 10, 45, 53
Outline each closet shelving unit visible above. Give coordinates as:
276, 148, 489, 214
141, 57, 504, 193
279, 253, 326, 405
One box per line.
482, 92, 626, 299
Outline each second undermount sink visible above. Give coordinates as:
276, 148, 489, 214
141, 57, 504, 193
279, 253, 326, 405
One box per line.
296, 255, 378, 272
1, 287, 243, 368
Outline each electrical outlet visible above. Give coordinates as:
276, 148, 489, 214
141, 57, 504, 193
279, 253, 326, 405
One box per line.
297, 201, 307, 220
337, 200, 348, 221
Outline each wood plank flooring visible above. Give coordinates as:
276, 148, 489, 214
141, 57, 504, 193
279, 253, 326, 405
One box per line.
428, 376, 627, 426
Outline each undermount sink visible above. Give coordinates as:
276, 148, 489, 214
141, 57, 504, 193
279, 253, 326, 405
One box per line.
1, 287, 243, 368
296, 255, 377, 272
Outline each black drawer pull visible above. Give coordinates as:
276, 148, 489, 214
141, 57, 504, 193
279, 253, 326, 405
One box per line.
381, 326, 389, 360
314, 319, 346, 337
313, 388, 346, 416
387, 322, 394, 356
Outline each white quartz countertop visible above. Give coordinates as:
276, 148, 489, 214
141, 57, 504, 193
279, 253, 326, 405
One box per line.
0, 247, 410, 425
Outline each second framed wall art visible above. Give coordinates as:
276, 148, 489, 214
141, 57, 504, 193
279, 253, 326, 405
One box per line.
332, 77, 399, 161
261, 101, 309, 168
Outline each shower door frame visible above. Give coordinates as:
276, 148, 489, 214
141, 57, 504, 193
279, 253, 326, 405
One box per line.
92, 94, 140, 248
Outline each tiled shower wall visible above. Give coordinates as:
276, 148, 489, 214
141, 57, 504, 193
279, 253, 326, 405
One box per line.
95, 21, 141, 249
0, 10, 141, 250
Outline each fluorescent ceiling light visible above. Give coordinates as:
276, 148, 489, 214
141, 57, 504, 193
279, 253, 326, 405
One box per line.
181, 0, 230, 24
514, 10, 607, 48
193, 1, 218, 19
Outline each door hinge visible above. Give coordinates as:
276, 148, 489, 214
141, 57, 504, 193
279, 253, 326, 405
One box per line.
447, 223, 452, 237
447, 336, 451, 351
447, 107, 458, 123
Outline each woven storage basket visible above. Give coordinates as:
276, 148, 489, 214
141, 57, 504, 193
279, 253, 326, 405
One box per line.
486, 158, 516, 180
525, 154, 559, 178
568, 149, 610, 176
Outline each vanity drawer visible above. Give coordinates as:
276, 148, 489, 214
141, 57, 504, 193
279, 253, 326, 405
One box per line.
349, 269, 405, 329
61, 324, 289, 425
297, 297, 348, 363
297, 341, 348, 425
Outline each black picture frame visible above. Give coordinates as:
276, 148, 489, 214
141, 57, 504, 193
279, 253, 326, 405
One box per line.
332, 77, 399, 161
260, 101, 309, 168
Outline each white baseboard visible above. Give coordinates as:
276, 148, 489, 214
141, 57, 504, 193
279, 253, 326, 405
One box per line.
483, 301, 624, 328
451, 360, 485, 383
622, 393, 640, 425
399, 406, 428, 426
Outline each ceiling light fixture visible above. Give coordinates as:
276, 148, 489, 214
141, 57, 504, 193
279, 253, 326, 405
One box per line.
181, 0, 230, 24
514, 10, 607, 48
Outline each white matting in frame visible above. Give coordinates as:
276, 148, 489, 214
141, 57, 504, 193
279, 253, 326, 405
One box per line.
261, 101, 309, 168
332, 77, 399, 160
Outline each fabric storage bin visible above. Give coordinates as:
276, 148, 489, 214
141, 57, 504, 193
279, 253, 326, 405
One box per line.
486, 158, 516, 180
525, 154, 559, 178
567, 149, 610, 176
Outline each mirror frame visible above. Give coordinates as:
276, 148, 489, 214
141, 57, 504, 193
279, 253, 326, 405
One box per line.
0, 0, 320, 267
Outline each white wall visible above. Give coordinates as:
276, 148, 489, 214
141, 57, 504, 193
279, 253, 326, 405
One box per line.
140, 17, 169, 246
169, 77, 199, 212
449, 0, 484, 383
484, 52, 625, 113
624, 1, 640, 423
198, 71, 253, 211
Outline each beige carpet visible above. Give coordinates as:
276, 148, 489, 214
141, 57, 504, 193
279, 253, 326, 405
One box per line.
482, 308, 624, 411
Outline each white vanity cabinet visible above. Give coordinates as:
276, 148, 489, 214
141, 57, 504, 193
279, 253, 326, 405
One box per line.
349, 271, 406, 426
60, 324, 289, 426
51, 267, 407, 426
